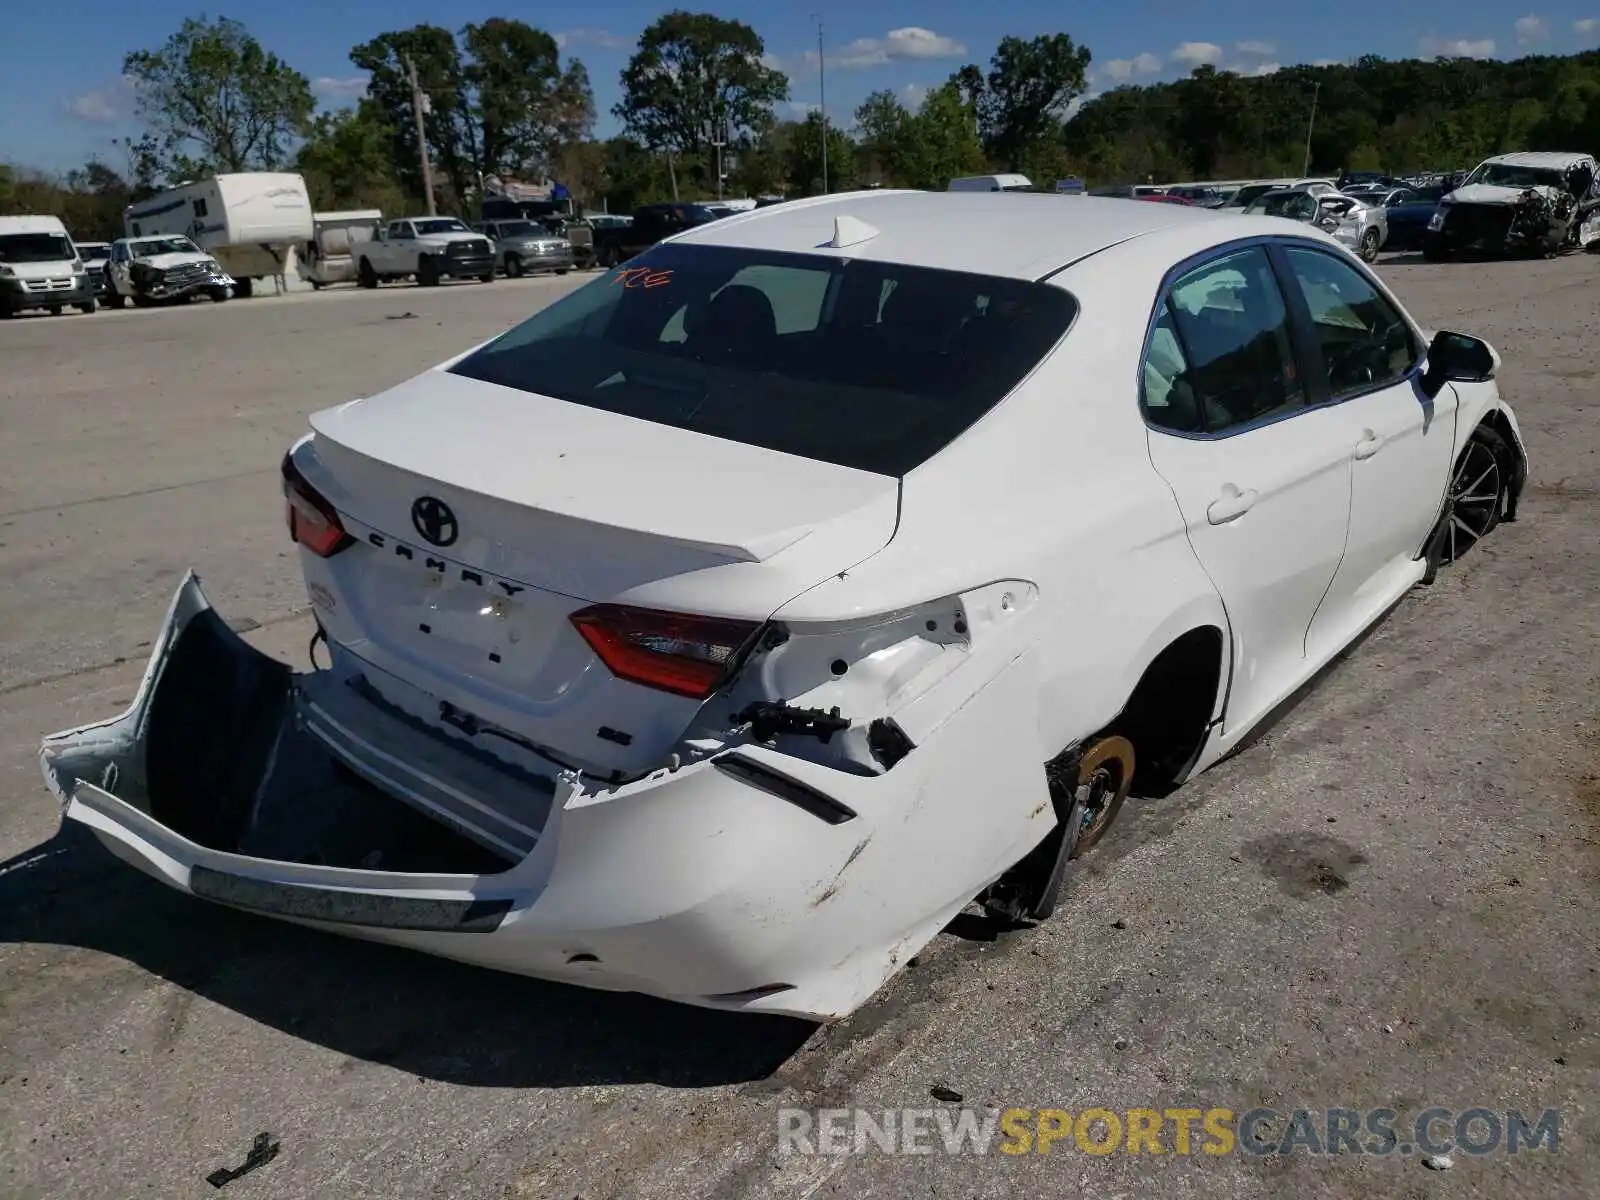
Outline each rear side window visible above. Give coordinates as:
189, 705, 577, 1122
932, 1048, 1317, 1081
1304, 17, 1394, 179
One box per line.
449, 243, 1077, 475
1141, 246, 1304, 435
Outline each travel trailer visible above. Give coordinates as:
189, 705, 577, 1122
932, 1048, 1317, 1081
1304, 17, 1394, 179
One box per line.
124, 173, 314, 298
297, 210, 385, 288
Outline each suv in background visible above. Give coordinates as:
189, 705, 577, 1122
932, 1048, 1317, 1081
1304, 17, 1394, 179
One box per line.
474, 219, 575, 278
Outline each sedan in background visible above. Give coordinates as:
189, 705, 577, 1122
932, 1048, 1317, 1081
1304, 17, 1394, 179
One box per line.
42, 193, 1526, 1022
1244, 189, 1388, 260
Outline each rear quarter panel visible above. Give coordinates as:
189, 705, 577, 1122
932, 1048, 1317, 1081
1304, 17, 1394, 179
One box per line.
775, 228, 1236, 758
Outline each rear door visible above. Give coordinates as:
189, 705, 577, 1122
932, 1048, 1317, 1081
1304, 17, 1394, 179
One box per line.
1141, 244, 1353, 736
1275, 242, 1457, 660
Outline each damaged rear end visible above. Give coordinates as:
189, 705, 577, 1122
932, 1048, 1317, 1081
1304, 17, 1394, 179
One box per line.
41, 240, 1076, 1019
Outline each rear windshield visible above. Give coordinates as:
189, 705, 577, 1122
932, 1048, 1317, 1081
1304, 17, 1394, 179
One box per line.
448, 243, 1076, 476
0, 233, 73, 263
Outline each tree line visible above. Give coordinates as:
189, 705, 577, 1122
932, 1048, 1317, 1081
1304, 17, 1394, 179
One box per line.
5, 11, 1600, 239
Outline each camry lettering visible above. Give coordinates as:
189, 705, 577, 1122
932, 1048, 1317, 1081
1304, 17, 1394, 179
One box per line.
365, 531, 524, 595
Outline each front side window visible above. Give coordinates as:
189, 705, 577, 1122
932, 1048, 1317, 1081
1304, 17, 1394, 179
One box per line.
1281, 246, 1418, 396
1142, 246, 1304, 435
448, 243, 1077, 476
414, 218, 469, 235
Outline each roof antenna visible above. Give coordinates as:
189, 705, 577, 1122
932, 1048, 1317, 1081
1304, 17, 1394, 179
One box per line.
825, 214, 879, 249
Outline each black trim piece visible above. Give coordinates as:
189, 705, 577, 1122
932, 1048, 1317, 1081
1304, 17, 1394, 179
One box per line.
714, 754, 858, 825
190, 866, 512, 932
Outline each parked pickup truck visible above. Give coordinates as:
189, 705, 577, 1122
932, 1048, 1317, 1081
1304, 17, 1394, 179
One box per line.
591, 203, 722, 267
355, 217, 496, 287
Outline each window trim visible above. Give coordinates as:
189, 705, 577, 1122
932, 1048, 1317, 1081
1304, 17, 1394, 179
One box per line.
1137, 234, 1428, 442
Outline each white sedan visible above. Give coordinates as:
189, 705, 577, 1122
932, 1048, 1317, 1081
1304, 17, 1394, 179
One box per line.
41, 192, 1528, 1021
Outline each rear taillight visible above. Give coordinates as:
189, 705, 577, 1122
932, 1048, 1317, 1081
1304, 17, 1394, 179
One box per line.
569, 605, 762, 699
281, 452, 354, 558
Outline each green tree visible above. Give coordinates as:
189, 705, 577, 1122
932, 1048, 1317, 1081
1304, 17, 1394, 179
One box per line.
981, 34, 1092, 171
462, 19, 595, 180
615, 11, 789, 191
351, 25, 476, 209
295, 102, 409, 212
783, 113, 858, 194
123, 16, 314, 179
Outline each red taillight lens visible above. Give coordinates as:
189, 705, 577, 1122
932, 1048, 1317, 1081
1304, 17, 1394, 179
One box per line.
569, 604, 762, 699
281, 453, 354, 558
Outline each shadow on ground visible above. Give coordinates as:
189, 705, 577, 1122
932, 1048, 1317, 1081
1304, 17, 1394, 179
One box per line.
0, 822, 815, 1088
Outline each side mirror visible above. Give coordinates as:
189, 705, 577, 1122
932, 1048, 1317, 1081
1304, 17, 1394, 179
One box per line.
1421, 331, 1497, 398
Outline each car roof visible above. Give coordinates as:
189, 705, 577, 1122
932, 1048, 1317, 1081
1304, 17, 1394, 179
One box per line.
671, 189, 1234, 279
1480, 151, 1593, 169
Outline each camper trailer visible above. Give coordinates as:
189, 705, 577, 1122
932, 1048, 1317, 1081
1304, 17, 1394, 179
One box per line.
124, 173, 314, 298
297, 210, 384, 288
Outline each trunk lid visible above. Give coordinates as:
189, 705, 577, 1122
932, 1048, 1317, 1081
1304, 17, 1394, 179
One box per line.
298, 369, 900, 776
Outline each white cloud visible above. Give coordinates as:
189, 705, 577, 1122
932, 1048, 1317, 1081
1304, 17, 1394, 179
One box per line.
1101, 51, 1162, 82
64, 75, 136, 124
1515, 15, 1548, 42
1248, 61, 1283, 76
1312, 58, 1342, 66
312, 76, 368, 105
1171, 41, 1224, 66
901, 82, 930, 110
1236, 39, 1277, 55
785, 100, 819, 119
553, 29, 631, 51
1418, 36, 1496, 58
826, 26, 966, 70
1577, 17, 1600, 36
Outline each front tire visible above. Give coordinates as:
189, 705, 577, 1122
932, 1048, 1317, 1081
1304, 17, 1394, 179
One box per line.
1359, 228, 1380, 263
210, 287, 230, 303
504, 254, 523, 278
76, 300, 97, 314
478, 273, 494, 284
1421, 425, 1513, 583
106, 290, 127, 309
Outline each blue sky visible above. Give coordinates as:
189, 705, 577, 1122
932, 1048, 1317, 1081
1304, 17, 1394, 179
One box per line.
6, 2, 1600, 174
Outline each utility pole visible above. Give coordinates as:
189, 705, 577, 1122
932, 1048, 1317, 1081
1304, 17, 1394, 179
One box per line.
708, 113, 728, 201
405, 54, 437, 215
815, 16, 828, 194
1302, 82, 1321, 178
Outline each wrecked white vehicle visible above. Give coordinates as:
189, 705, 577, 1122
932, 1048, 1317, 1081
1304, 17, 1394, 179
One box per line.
42, 194, 1529, 1021
103, 235, 236, 308
1424, 151, 1600, 259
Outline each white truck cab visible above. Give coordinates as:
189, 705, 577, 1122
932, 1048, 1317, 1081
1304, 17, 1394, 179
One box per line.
354, 217, 496, 288
0, 215, 97, 317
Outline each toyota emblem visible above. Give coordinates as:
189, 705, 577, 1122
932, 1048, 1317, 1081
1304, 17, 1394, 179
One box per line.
411, 496, 459, 547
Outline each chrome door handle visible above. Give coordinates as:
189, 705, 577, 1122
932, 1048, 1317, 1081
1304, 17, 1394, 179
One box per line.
1353, 429, 1384, 460
1207, 484, 1259, 525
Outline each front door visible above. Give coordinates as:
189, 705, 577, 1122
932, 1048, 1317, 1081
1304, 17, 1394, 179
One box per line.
1277, 243, 1460, 658
1141, 244, 1354, 737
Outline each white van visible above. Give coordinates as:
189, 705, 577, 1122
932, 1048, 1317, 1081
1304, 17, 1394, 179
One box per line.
0, 215, 97, 317
125, 172, 314, 298
947, 174, 1035, 192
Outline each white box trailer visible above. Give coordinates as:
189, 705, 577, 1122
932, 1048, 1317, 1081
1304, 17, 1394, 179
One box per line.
297, 210, 385, 288
124, 173, 314, 298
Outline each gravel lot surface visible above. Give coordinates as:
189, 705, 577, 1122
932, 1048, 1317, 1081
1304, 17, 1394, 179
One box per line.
1, 255, 1596, 1199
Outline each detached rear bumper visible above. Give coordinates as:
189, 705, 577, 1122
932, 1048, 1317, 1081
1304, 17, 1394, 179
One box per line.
41, 575, 1052, 1021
